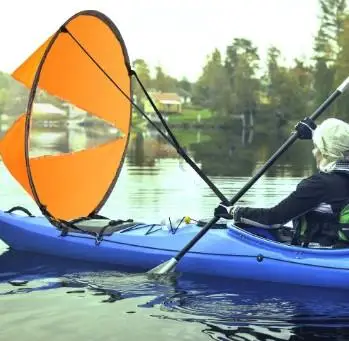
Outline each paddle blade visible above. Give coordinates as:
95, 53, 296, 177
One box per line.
147, 257, 178, 275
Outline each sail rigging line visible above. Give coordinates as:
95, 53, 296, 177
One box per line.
64, 27, 229, 205
64, 27, 177, 147
131, 70, 182, 151
132, 71, 230, 204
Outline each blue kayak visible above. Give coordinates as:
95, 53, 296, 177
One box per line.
1, 209, 349, 289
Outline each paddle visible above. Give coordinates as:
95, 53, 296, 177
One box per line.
148, 76, 349, 275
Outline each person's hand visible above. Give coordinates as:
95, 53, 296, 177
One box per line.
295, 117, 317, 140
214, 203, 235, 219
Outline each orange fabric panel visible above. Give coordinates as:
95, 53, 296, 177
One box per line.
29, 137, 127, 220
0, 115, 127, 220
0, 114, 33, 196
12, 37, 53, 90
12, 14, 131, 132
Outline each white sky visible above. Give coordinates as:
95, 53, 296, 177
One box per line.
0, 0, 320, 81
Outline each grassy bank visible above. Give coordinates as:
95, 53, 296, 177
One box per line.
131, 107, 214, 131
167, 108, 212, 124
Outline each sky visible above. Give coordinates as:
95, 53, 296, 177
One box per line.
0, 0, 321, 82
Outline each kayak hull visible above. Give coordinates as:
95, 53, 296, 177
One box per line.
1, 210, 349, 288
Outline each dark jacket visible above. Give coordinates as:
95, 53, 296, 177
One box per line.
235, 166, 349, 228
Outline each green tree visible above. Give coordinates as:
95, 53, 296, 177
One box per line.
313, 0, 346, 106
0, 88, 9, 115
263, 47, 313, 125
192, 49, 231, 115
224, 38, 260, 118
152, 66, 178, 92
333, 15, 349, 119
0, 71, 10, 89
177, 77, 192, 104
289, 59, 314, 119
0, 72, 10, 115
132, 59, 151, 110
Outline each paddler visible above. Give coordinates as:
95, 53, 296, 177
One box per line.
214, 117, 349, 247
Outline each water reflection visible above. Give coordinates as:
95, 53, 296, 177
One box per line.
0, 119, 317, 180
1, 249, 349, 341
127, 132, 179, 167
187, 128, 315, 178
129, 126, 315, 178
28, 124, 118, 156
0, 121, 335, 341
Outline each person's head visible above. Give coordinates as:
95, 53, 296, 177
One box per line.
312, 118, 349, 172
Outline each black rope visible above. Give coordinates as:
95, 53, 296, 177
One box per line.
65, 29, 173, 146
132, 72, 229, 204
173, 217, 185, 234
168, 217, 174, 233
5, 206, 34, 217
119, 223, 147, 233
3, 205, 90, 236
131, 71, 181, 149
65, 28, 229, 205
145, 224, 163, 235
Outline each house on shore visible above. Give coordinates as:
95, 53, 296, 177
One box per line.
144, 92, 182, 115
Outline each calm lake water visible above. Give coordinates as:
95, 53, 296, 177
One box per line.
1, 123, 349, 341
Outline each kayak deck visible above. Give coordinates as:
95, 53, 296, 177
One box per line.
2, 210, 349, 288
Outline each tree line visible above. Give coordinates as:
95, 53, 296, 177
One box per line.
0, 0, 348, 127
134, 0, 349, 127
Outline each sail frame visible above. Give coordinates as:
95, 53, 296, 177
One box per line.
21, 10, 132, 220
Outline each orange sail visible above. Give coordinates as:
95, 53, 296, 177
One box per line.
0, 11, 131, 220
12, 12, 131, 130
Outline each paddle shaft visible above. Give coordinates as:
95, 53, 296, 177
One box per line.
173, 79, 348, 263
69, 31, 349, 270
